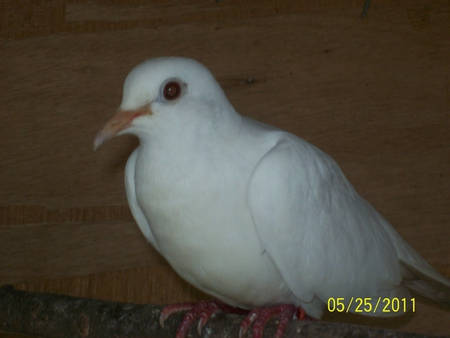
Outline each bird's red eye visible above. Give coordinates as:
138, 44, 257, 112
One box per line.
163, 81, 181, 100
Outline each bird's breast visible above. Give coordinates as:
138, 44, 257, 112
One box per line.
132, 144, 292, 306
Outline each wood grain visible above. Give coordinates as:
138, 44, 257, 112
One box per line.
1, 0, 418, 40
0, 220, 167, 284
1, 0, 449, 336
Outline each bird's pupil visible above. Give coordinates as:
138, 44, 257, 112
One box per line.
164, 81, 181, 100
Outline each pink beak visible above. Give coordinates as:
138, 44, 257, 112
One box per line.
94, 105, 151, 150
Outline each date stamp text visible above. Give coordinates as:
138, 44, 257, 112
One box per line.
327, 297, 415, 314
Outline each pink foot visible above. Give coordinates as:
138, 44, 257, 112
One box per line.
159, 302, 197, 327
160, 300, 225, 338
160, 301, 311, 338
239, 305, 309, 338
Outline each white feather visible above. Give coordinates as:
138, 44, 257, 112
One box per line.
99, 57, 450, 319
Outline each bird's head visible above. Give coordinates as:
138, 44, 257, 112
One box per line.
94, 57, 231, 150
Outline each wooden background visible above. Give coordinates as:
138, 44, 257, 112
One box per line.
1, 0, 449, 336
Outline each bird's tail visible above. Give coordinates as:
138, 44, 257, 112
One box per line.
400, 259, 450, 308
375, 207, 450, 308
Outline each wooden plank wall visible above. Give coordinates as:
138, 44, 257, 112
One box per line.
1, 0, 449, 336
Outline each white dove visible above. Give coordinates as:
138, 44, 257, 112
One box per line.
94, 57, 450, 338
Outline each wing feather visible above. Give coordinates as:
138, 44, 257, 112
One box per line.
247, 133, 409, 317
125, 147, 161, 253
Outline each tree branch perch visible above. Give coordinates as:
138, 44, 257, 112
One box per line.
0, 285, 444, 338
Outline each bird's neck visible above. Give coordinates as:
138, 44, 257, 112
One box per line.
138, 103, 242, 154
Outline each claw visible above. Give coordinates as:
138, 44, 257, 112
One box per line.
159, 302, 196, 327
239, 308, 260, 338
175, 301, 208, 338
159, 300, 225, 338
197, 301, 221, 334
239, 304, 300, 338
160, 301, 308, 338
273, 306, 296, 338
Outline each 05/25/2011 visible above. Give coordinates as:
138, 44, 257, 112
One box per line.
327, 297, 416, 314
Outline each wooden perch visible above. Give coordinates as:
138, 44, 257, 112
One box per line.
0, 285, 443, 338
